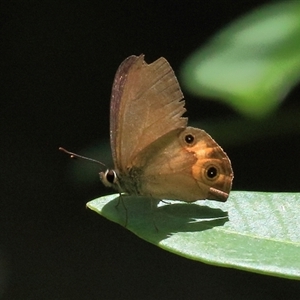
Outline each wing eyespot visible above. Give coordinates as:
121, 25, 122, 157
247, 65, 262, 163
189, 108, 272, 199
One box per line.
204, 165, 220, 181
184, 133, 196, 146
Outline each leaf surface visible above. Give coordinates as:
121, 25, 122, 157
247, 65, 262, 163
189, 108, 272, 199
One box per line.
87, 191, 300, 280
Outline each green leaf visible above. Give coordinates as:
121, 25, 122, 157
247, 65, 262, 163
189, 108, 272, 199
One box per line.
181, 1, 300, 118
87, 191, 300, 280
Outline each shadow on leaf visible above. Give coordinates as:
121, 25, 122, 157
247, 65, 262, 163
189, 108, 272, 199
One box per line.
101, 195, 228, 243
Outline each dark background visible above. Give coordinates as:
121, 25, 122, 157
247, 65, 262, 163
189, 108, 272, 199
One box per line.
1, 1, 300, 299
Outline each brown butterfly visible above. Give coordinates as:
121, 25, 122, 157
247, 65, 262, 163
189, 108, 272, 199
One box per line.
97, 55, 233, 202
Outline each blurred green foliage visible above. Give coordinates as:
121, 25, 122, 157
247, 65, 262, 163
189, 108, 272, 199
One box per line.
181, 1, 300, 119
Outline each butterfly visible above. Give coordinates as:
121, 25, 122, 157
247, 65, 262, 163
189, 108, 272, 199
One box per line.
96, 55, 233, 202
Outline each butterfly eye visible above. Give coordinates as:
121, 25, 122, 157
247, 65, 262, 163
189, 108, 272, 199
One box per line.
100, 169, 118, 187
205, 165, 219, 180
106, 170, 117, 184
184, 134, 195, 144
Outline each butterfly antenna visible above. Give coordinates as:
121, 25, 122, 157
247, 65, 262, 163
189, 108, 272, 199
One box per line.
59, 147, 106, 168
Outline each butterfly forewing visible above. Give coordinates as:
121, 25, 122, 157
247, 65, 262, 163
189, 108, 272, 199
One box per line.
109, 56, 139, 170
109, 55, 187, 173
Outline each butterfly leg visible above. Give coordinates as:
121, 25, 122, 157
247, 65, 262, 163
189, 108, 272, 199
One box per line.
115, 193, 128, 227
150, 198, 160, 232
